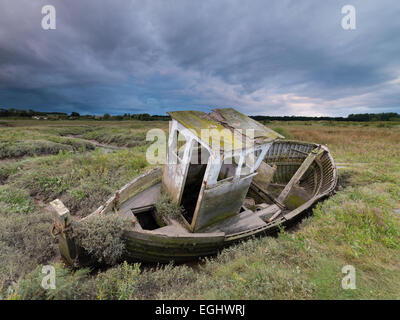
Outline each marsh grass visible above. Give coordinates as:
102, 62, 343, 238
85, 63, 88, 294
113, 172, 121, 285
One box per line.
0, 211, 57, 293
0, 127, 95, 160
0, 140, 73, 159
96, 262, 141, 300
1, 120, 399, 300
286, 125, 400, 163
82, 128, 147, 147
0, 122, 154, 292
11, 263, 95, 300
0, 185, 34, 215
271, 127, 292, 139
4, 147, 148, 215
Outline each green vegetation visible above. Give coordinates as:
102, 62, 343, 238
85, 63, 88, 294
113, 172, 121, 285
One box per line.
11, 263, 95, 300
80, 127, 147, 147
95, 262, 141, 300
0, 119, 399, 300
0, 211, 57, 294
155, 193, 184, 220
0, 140, 72, 159
0, 185, 34, 215
0, 126, 95, 160
72, 214, 131, 265
271, 127, 292, 139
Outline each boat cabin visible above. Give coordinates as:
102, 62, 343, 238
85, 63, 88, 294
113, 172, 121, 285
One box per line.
162, 108, 284, 232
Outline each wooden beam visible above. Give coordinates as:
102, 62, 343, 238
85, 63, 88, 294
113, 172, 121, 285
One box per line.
256, 204, 281, 221
49, 199, 71, 228
276, 146, 323, 206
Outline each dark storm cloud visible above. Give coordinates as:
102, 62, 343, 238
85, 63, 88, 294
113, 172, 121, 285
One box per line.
0, 0, 399, 115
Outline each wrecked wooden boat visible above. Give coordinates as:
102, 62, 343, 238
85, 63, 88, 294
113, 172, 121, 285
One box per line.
50, 108, 337, 264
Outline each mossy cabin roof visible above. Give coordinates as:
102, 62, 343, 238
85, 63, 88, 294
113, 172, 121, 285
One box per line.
168, 108, 283, 152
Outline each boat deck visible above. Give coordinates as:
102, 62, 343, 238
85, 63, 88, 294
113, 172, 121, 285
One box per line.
202, 209, 267, 234
119, 181, 277, 236
119, 183, 161, 218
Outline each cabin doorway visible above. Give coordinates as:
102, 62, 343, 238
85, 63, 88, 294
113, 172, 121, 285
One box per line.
180, 142, 209, 224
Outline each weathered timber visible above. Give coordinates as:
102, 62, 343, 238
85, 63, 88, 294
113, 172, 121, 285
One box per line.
49, 108, 338, 265
256, 204, 281, 221
49, 199, 76, 265
202, 209, 266, 234
276, 146, 323, 206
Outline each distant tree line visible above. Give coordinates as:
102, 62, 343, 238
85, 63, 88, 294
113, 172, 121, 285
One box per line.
347, 112, 400, 122
1, 107, 399, 122
251, 112, 400, 122
102, 113, 171, 121
0, 108, 171, 121
0, 108, 66, 118
250, 115, 346, 122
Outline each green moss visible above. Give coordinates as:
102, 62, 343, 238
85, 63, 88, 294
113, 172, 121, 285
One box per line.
284, 194, 306, 210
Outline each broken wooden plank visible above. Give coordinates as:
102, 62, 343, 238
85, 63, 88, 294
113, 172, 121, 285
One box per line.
249, 182, 277, 204
252, 161, 276, 194
256, 204, 281, 221
276, 146, 323, 206
268, 208, 283, 222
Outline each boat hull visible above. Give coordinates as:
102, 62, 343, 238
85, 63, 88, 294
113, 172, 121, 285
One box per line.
56, 140, 337, 265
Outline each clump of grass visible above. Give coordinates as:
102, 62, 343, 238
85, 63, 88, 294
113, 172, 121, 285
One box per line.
96, 261, 141, 300
133, 263, 196, 299
0, 140, 73, 159
288, 125, 400, 163
95, 262, 196, 300
47, 125, 94, 137
0, 212, 57, 291
11, 263, 96, 300
155, 193, 183, 220
71, 214, 131, 265
376, 122, 394, 128
0, 185, 34, 215
20, 169, 74, 201
0, 122, 13, 127
0, 162, 19, 185
311, 184, 400, 256
64, 182, 114, 217
7, 147, 148, 213
152, 236, 316, 300
272, 127, 292, 139
82, 128, 147, 147
45, 135, 95, 151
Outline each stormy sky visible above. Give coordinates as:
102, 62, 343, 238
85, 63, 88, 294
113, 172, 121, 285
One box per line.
0, 0, 399, 116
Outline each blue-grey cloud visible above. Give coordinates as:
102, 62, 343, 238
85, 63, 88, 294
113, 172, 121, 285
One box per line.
0, 0, 399, 116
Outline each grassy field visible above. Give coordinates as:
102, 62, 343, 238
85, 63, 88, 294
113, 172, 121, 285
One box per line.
0, 119, 399, 300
